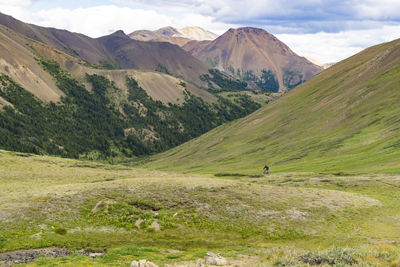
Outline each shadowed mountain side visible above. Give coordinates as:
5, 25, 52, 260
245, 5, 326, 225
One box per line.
183, 40, 212, 55
145, 38, 400, 174
0, 12, 112, 64
0, 12, 211, 87
0, 29, 216, 105
97, 30, 210, 86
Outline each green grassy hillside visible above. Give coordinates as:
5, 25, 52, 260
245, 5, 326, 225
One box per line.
145, 38, 400, 175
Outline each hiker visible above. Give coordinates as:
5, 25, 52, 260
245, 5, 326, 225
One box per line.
263, 164, 269, 175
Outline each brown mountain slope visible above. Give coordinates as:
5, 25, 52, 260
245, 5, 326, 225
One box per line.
0, 24, 63, 102
0, 12, 112, 64
97, 30, 209, 86
0, 22, 215, 105
183, 40, 212, 55
0, 12, 211, 87
183, 27, 323, 91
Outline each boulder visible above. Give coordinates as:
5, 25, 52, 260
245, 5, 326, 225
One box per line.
131, 259, 158, 267
196, 258, 205, 267
145, 261, 158, 267
88, 252, 104, 258
139, 260, 147, 266
204, 252, 228, 266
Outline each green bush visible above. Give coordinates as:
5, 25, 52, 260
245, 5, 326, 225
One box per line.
0, 236, 6, 248
166, 253, 182, 259
298, 247, 358, 265
54, 228, 67, 235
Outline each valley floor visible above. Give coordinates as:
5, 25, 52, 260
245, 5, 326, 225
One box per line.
0, 150, 400, 266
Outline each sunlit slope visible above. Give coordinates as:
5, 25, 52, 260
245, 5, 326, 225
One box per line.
146, 39, 400, 174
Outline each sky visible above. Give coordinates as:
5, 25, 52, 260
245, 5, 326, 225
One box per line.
1, 0, 400, 63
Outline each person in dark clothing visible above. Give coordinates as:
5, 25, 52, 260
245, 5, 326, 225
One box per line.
263, 164, 269, 175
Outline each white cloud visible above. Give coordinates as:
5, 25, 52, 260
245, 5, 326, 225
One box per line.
29, 6, 173, 36
171, 13, 234, 34
114, 0, 291, 20
276, 25, 400, 63
3, 4, 232, 37
0, 0, 32, 18
355, 0, 400, 20
0, 0, 31, 5
114, 0, 400, 33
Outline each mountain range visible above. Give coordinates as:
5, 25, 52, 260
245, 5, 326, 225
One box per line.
0, 11, 369, 162
0, 12, 324, 93
183, 27, 323, 91
130, 26, 323, 91
0, 13, 212, 87
0, 12, 261, 158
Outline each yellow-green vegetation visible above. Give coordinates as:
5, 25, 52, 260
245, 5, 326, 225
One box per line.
144, 38, 400, 175
1, 150, 400, 266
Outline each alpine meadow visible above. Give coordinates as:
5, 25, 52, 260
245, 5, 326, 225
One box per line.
0, 2, 400, 267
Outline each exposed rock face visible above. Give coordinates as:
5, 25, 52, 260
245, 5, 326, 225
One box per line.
179, 27, 218, 41
205, 252, 228, 266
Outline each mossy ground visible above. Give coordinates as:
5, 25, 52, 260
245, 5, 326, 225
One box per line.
1, 150, 400, 266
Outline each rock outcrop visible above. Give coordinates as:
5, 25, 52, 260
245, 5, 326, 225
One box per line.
196, 252, 228, 266
131, 259, 158, 267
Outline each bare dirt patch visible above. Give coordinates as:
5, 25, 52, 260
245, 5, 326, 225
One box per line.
0, 247, 69, 266
0, 247, 106, 266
